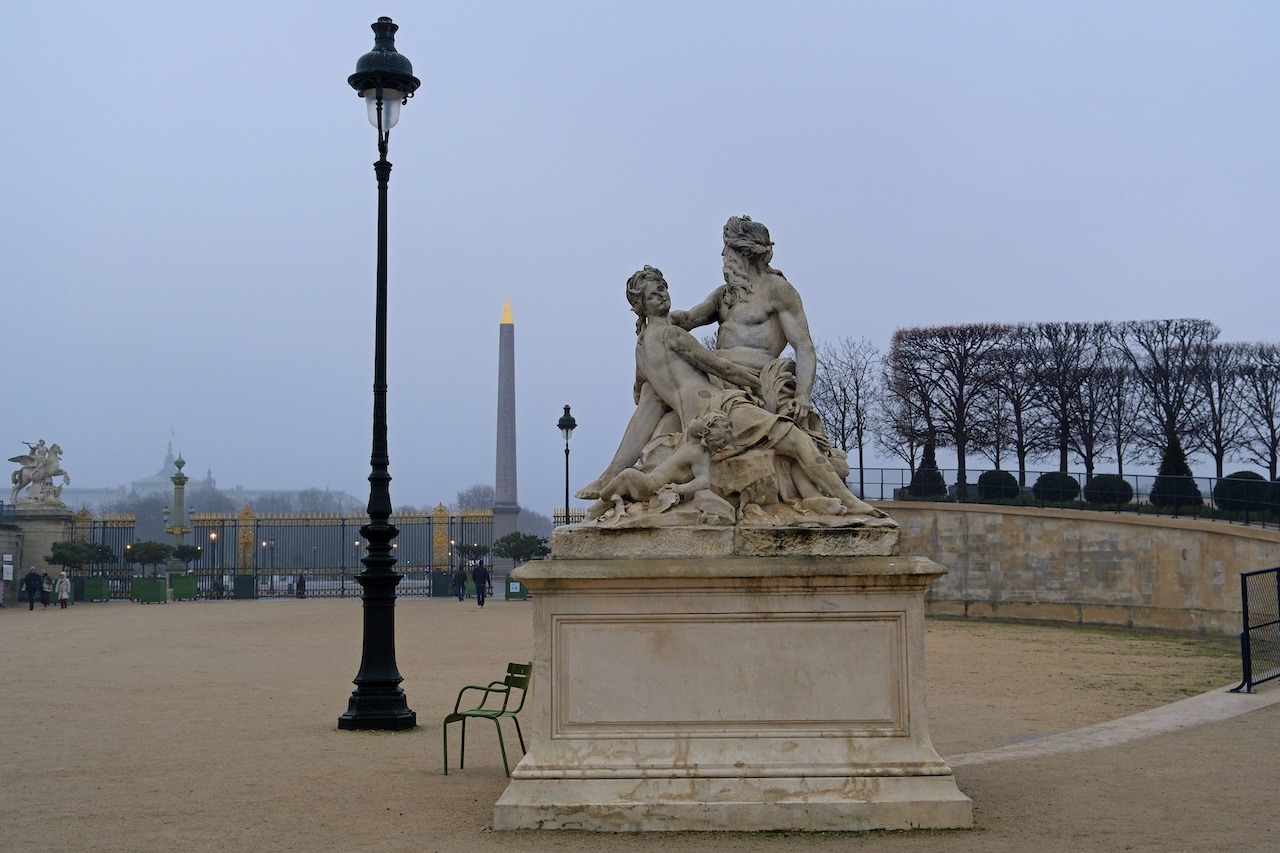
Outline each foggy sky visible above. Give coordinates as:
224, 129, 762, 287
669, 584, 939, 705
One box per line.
4, 1, 1277, 513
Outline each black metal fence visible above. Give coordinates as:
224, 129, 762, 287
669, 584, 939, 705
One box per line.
1232, 567, 1280, 693
62, 509, 503, 601
856, 467, 1280, 527
552, 509, 588, 526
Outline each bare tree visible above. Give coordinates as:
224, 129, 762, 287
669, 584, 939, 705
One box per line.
295, 488, 349, 513
1193, 342, 1249, 478
516, 508, 555, 539
1028, 321, 1108, 474
984, 324, 1048, 486
455, 483, 495, 510
1067, 357, 1116, 482
889, 324, 1007, 498
1240, 343, 1280, 480
812, 337, 880, 496
1112, 319, 1219, 459
971, 381, 1014, 472
1098, 356, 1144, 478
250, 493, 297, 514
189, 483, 236, 514
872, 368, 926, 473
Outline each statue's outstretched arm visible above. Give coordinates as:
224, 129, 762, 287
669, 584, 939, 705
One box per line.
670, 332, 761, 394
670, 286, 726, 331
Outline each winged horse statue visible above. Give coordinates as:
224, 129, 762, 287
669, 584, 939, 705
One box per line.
9, 440, 71, 503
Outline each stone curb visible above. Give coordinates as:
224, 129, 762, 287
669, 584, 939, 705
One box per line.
947, 681, 1280, 767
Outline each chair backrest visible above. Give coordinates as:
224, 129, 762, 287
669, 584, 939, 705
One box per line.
504, 662, 532, 713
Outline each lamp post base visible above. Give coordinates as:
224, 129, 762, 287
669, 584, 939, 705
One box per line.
337, 567, 416, 731
338, 693, 417, 730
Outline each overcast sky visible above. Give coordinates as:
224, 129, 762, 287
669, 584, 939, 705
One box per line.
3, 1, 1277, 513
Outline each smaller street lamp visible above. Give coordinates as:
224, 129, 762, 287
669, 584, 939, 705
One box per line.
557, 404, 577, 525
208, 531, 220, 598
262, 538, 276, 591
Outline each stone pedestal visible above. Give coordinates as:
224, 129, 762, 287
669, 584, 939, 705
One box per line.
494, 525, 971, 832
14, 502, 73, 574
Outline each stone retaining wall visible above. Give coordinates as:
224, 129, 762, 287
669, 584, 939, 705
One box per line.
884, 503, 1280, 636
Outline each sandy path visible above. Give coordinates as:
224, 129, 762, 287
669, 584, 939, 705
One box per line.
2, 596, 1266, 852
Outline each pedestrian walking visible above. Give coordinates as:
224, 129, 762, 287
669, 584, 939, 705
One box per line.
295, 573, 306, 599
472, 561, 490, 608
55, 571, 71, 609
452, 566, 467, 601
40, 570, 52, 608
22, 567, 41, 610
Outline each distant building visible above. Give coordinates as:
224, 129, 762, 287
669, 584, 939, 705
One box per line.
58, 443, 363, 514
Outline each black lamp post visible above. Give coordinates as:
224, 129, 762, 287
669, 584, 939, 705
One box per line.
262, 537, 276, 591
339, 16, 420, 731
557, 404, 577, 525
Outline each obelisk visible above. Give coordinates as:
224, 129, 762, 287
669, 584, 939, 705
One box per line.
493, 299, 519, 556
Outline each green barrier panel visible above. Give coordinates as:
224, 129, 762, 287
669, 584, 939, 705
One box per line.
504, 578, 528, 601
232, 575, 257, 599
172, 575, 198, 601
131, 577, 167, 604
83, 577, 109, 602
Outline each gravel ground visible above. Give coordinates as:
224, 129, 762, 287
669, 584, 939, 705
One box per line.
2, 596, 1270, 852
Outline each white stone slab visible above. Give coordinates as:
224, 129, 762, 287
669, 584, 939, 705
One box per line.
496, 553, 972, 832
550, 518, 901, 560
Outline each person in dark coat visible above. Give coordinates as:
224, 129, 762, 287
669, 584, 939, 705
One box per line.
295, 573, 306, 599
452, 566, 467, 601
22, 568, 42, 610
472, 561, 490, 608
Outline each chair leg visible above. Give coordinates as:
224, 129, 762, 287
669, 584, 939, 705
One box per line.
493, 718, 509, 776
459, 717, 467, 770
443, 715, 466, 775
512, 716, 526, 754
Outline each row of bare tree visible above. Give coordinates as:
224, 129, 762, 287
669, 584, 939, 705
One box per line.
810, 319, 1280, 494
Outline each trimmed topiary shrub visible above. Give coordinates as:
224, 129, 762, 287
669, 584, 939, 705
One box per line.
1149, 432, 1203, 511
907, 441, 948, 499
1033, 471, 1080, 503
1083, 474, 1134, 506
1212, 471, 1271, 513
977, 469, 1020, 500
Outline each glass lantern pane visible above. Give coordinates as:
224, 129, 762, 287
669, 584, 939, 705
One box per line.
362, 88, 404, 130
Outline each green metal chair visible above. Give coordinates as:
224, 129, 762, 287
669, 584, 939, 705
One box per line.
443, 661, 531, 776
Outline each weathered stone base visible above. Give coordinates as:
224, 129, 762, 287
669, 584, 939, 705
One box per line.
550, 517, 901, 560
13, 503, 72, 574
497, 541, 971, 833
494, 774, 973, 832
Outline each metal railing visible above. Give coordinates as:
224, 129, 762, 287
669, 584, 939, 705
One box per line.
853, 467, 1280, 527
58, 509, 510, 601
74, 565, 522, 602
1232, 567, 1280, 693
552, 508, 588, 526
